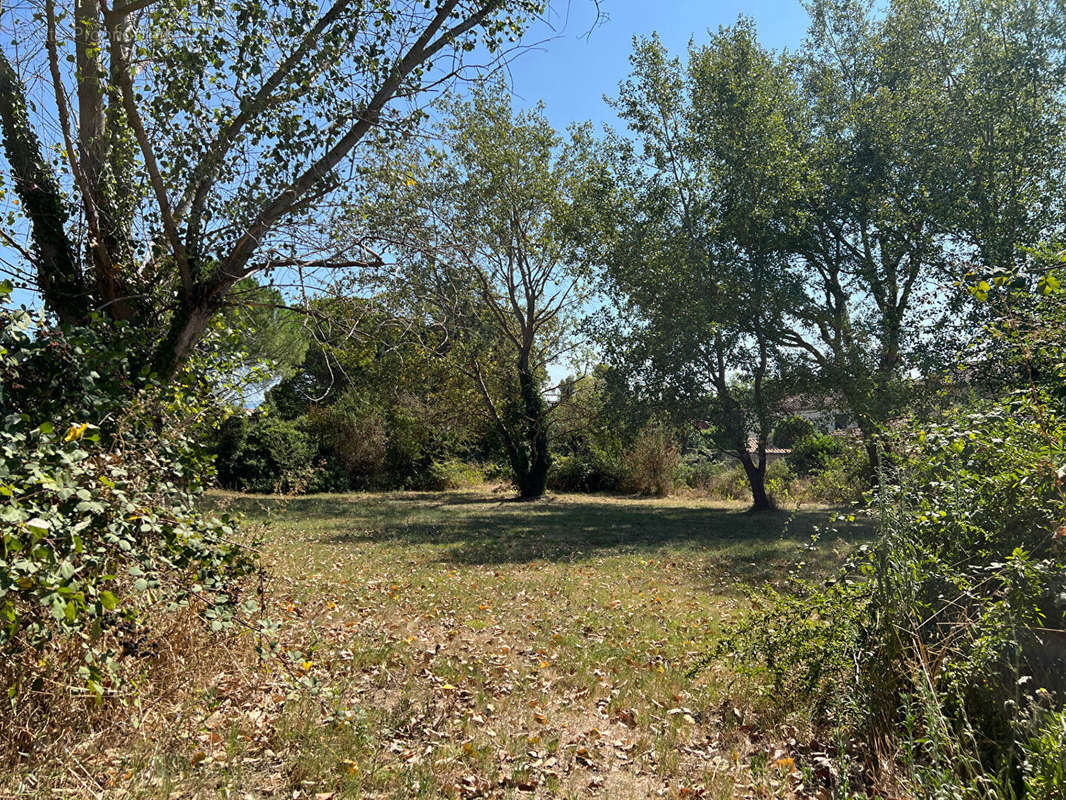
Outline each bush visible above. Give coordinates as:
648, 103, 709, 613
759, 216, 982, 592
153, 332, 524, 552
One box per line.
547, 452, 622, 493
620, 422, 680, 496
772, 415, 816, 448
306, 401, 389, 488
215, 413, 317, 493
807, 446, 868, 505
0, 293, 255, 713
675, 457, 717, 491
763, 458, 794, 502
413, 459, 485, 491
721, 394, 1066, 795
1023, 709, 1066, 800
718, 249, 1066, 794
764, 446, 868, 506
682, 450, 865, 507
787, 433, 847, 476
679, 460, 749, 500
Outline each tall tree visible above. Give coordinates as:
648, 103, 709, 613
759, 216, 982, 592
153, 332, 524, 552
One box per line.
0, 0, 594, 380
591, 25, 809, 510
361, 81, 591, 498
779, 0, 952, 473
938, 0, 1066, 276
782, 0, 1066, 474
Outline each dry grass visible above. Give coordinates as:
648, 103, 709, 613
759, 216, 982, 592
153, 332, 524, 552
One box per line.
3, 488, 869, 799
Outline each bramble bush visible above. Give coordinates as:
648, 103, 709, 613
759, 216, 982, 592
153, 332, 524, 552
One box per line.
718, 269, 1066, 798
0, 286, 256, 729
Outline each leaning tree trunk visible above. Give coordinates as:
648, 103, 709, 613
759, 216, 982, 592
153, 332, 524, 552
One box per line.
861, 428, 895, 489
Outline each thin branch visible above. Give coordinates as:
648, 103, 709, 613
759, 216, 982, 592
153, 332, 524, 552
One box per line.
177, 0, 357, 237
0, 227, 34, 264
218, 0, 502, 286
101, 0, 193, 295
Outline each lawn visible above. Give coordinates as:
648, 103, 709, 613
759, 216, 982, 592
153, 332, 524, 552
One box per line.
13, 489, 869, 799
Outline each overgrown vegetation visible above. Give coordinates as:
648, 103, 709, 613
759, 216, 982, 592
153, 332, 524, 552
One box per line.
2, 0, 1066, 794
0, 287, 256, 759
4, 489, 871, 797
721, 265, 1066, 797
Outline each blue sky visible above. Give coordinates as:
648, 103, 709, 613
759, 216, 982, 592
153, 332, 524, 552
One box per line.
504, 0, 812, 130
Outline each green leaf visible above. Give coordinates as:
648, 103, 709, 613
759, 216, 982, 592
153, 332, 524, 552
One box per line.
25, 518, 50, 535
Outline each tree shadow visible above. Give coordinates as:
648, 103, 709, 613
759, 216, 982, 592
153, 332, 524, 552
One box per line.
212, 490, 872, 585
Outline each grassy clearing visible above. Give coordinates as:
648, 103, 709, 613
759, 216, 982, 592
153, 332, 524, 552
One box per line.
7, 489, 869, 799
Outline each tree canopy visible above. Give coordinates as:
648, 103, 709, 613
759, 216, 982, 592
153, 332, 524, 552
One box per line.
0, 0, 594, 377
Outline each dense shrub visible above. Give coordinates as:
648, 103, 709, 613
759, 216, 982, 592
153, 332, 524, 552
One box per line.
679, 458, 780, 502
763, 458, 794, 502
306, 401, 390, 488
699, 462, 751, 500
620, 422, 680, 496
806, 445, 868, 504
215, 413, 317, 493
723, 394, 1066, 796
547, 452, 622, 493
681, 453, 865, 506
787, 432, 847, 476
1023, 709, 1066, 800
771, 415, 816, 448
0, 292, 255, 709
715, 265, 1066, 797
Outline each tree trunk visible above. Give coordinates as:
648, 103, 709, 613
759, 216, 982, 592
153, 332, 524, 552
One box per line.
150, 297, 217, 380
739, 451, 774, 512
863, 433, 884, 487
0, 51, 88, 325
515, 364, 550, 500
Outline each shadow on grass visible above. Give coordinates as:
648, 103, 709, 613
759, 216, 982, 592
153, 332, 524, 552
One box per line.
212, 490, 871, 582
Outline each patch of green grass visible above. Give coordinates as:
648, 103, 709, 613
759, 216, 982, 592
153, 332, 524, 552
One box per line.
222, 488, 865, 578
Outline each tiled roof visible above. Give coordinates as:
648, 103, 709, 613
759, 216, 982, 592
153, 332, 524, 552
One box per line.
745, 437, 790, 455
